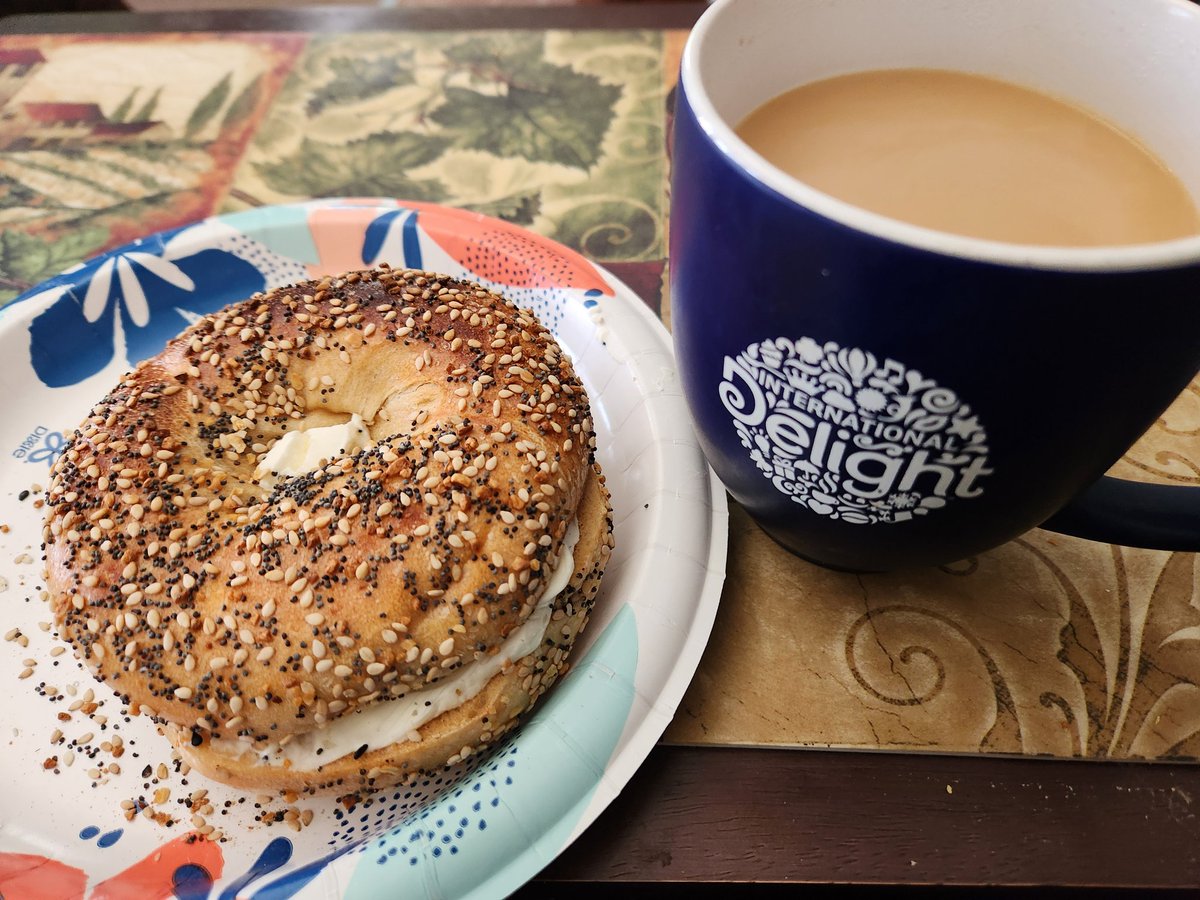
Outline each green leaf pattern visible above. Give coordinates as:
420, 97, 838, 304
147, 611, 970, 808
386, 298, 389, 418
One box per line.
463, 190, 541, 227
110, 87, 139, 123
132, 86, 163, 124
0, 224, 108, 309
429, 34, 620, 170
233, 30, 666, 260
222, 75, 263, 130
0, 43, 279, 306
185, 72, 233, 139
255, 132, 449, 201
306, 54, 416, 117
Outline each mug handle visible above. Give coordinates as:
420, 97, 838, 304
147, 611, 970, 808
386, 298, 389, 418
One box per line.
1041, 476, 1200, 551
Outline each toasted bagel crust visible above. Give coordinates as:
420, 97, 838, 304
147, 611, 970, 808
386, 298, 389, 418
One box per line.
43, 266, 608, 785
172, 467, 611, 793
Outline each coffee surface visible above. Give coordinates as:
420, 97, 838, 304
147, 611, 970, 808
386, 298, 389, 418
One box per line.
736, 69, 1200, 246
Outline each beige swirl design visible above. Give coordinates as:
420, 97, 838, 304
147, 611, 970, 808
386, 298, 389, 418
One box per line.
844, 603, 1021, 749
1114, 381, 1200, 483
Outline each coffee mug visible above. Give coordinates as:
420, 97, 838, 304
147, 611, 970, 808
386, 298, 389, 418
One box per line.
670, 0, 1200, 571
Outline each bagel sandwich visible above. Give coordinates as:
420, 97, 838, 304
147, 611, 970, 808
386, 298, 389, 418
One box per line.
42, 265, 614, 794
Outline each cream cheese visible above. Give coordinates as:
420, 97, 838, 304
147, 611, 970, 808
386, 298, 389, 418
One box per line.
214, 517, 581, 770
255, 415, 373, 487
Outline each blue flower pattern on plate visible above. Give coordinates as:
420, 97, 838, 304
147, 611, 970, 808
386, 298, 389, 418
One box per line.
24, 232, 265, 388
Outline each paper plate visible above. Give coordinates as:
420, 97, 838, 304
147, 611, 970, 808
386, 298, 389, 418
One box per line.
0, 200, 727, 899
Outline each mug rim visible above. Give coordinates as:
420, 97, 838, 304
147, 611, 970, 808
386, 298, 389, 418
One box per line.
681, 0, 1200, 273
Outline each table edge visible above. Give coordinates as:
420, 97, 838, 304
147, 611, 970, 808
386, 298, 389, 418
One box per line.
535, 744, 1200, 888
0, 3, 706, 35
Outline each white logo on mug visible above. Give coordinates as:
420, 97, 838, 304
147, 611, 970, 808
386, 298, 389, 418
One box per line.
719, 337, 992, 524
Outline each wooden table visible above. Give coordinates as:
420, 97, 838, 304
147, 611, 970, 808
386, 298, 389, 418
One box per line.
3, 5, 1199, 895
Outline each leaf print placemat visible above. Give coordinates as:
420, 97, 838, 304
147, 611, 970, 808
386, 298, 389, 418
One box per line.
2, 26, 1198, 763
228, 31, 667, 268
0, 33, 304, 304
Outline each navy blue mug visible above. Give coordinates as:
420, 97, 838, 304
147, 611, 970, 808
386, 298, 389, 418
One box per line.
671, 0, 1200, 571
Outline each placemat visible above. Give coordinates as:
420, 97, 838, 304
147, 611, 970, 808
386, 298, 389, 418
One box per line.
1, 28, 1196, 762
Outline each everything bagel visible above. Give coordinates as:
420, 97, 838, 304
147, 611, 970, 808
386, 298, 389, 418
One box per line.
43, 264, 613, 793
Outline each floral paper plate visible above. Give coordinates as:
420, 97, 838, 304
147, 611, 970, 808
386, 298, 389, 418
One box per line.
0, 199, 727, 899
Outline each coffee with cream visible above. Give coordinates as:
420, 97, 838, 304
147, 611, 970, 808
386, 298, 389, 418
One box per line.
736, 69, 1200, 246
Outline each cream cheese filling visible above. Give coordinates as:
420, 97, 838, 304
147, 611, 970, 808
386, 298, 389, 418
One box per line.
212, 517, 581, 770
255, 415, 373, 489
